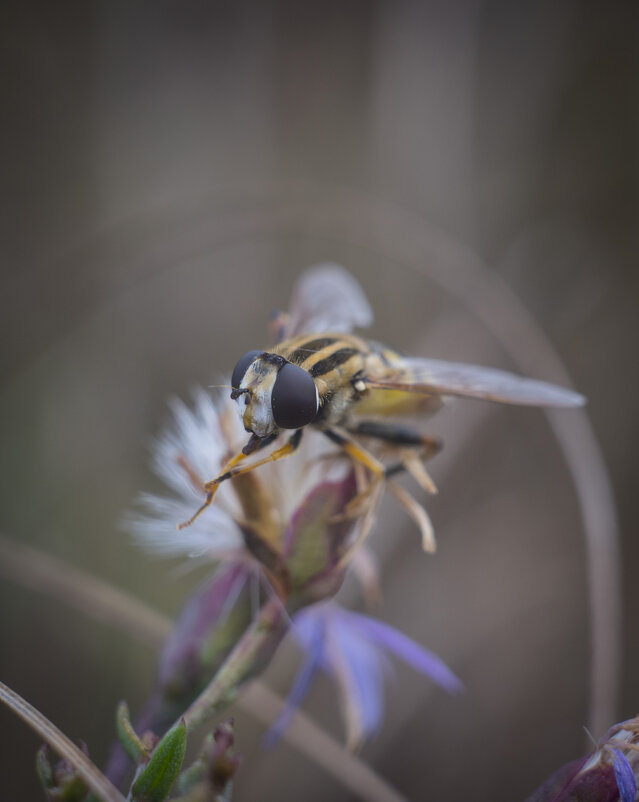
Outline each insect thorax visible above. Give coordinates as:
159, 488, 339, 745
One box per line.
275, 334, 368, 424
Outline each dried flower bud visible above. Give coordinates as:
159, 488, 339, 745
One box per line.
526, 716, 639, 802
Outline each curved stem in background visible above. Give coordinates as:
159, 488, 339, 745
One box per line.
1, 181, 619, 736
0, 680, 125, 802
320, 189, 618, 736
0, 534, 410, 802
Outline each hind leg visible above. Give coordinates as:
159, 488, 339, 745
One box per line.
345, 420, 441, 493
333, 421, 440, 552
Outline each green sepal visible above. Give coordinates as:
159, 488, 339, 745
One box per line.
116, 701, 149, 765
131, 719, 187, 802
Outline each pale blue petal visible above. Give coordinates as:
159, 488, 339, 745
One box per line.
339, 610, 463, 694
612, 748, 637, 802
281, 604, 462, 743
291, 607, 333, 672
264, 611, 326, 745
330, 615, 386, 737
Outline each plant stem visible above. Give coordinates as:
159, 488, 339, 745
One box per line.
176, 597, 288, 735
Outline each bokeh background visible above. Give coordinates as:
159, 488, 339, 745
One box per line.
1, 2, 638, 800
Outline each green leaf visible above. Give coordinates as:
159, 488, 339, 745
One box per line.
116, 701, 149, 765
131, 720, 187, 802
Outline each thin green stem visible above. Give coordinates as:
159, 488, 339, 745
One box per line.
177, 597, 288, 734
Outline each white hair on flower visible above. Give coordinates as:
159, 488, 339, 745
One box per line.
125, 386, 349, 561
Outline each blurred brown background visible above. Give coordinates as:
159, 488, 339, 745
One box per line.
1, 2, 638, 800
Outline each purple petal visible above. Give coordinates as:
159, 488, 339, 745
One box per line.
338, 610, 464, 694
329, 614, 388, 737
264, 612, 326, 745
612, 748, 637, 802
292, 607, 327, 652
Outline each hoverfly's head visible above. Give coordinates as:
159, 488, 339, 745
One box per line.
230, 350, 319, 438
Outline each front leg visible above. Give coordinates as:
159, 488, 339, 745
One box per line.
178, 430, 302, 529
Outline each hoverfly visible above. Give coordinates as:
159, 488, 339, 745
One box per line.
179, 265, 584, 535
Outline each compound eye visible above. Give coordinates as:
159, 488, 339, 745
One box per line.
271, 363, 318, 429
231, 350, 262, 390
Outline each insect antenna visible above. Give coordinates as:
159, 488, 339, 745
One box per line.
230, 387, 252, 401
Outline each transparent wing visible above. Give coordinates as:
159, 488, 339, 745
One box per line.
283, 264, 373, 338
367, 357, 585, 408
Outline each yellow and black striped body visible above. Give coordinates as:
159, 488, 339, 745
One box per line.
273, 333, 441, 427
180, 267, 584, 532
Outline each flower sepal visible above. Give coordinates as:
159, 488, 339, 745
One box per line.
282, 473, 358, 609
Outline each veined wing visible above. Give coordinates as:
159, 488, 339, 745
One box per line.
366, 356, 585, 408
282, 264, 373, 339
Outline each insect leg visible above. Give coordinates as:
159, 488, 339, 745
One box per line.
323, 428, 387, 479
178, 431, 301, 530
346, 420, 441, 457
322, 427, 387, 523
346, 420, 441, 494
386, 480, 436, 553
206, 429, 303, 488
324, 426, 439, 555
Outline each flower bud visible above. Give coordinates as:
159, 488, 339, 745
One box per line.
35, 742, 89, 801
176, 718, 240, 800
282, 472, 358, 609
526, 716, 639, 802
